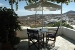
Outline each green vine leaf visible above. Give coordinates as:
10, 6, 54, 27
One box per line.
5, 0, 75, 10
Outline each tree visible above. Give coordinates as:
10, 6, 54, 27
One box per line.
5, 0, 75, 10
48, 22, 73, 29
0, 7, 21, 43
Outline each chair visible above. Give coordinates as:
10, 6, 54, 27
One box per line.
46, 26, 60, 48
27, 29, 43, 50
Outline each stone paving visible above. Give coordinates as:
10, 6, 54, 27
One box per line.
55, 36, 75, 50
17, 36, 75, 50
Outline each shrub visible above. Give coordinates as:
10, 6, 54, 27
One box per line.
48, 22, 73, 29
0, 7, 21, 43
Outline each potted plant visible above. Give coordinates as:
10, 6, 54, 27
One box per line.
0, 7, 21, 50
10, 36, 20, 50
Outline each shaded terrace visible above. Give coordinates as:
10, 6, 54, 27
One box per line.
17, 36, 75, 50
16, 27, 75, 50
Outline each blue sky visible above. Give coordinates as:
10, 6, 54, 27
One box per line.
0, 0, 75, 16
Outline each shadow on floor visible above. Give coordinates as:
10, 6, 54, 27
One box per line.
17, 41, 38, 50
17, 41, 28, 50
60, 35, 75, 45
17, 40, 59, 50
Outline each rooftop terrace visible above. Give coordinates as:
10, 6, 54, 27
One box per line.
17, 35, 75, 50
16, 26, 75, 50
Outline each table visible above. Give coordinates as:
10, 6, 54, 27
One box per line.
27, 28, 49, 50
36, 28, 48, 47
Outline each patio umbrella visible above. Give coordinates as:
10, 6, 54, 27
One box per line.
25, 1, 61, 10
24, 1, 61, 29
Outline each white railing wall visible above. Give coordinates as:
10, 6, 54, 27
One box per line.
16, 29, 28, 38
16, 27, 75, 41
62, 27, 75, 41
16, 27, 60, 39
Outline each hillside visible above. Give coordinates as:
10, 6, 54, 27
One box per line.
64, 10, 75, 14
18, 10, 75, 26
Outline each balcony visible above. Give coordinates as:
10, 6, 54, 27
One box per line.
16, 26, 75, 50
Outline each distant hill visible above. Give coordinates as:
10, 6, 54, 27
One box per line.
18, 10, 75, 26
64, 10, 75, 14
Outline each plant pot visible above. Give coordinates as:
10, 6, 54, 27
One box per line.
0, 43, 2, 50
1, 43, 13, 50
13, 45, 17, 50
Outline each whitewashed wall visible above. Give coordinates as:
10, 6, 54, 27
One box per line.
16, 27, 60, 39
16, 26, 75, 41
62, 27, 75, 41
16, 29, 28, 38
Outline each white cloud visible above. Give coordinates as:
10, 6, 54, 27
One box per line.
36, 10, 61, 14
16, 9, 28, 13
7, 7, 11, 9
15, 9, 67, 16
15, 9, 36, 16
0, 3, 4, 6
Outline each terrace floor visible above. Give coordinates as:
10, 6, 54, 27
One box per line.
17, 35, 75, 50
